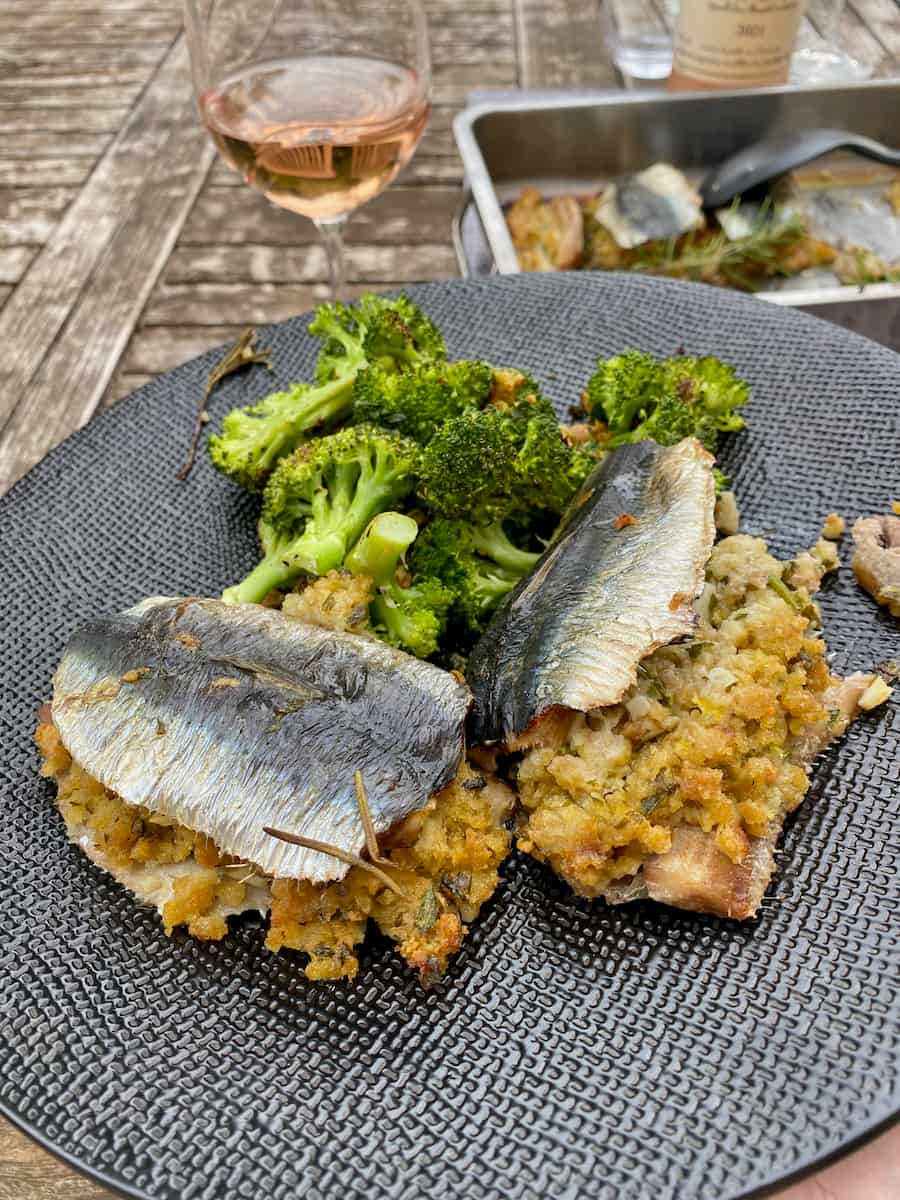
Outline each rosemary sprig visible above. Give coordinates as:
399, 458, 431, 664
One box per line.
263, 771, 406, 897
629, 206, 809, 292
177, 326, 274, 481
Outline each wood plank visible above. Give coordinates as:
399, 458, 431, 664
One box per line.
397, 156, 465, 185
1, 66, 155, 86
513, 0, 617, 88
0, 36, 215, 493
142, 282, 369, 326
0, 0, 152, 9
0, 1117, 109, 1199
0, 245, 36, 283
801, 0, 892, 72
0, 11, 178, 32
0, 107, 127, 133
0, 186, 75, 242
165, 242, 458, 285
182, 185, 461, 246
834, 0, 893, 72
0, 130, 111, 156
0, 157, 94, 186
2, 44, 164, 66
431, 64, 518, 105
0, 29, 174, 47
0, 83, 144, 107
847, 0, 900, 57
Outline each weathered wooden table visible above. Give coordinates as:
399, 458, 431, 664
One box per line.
1, 0, 898, 1195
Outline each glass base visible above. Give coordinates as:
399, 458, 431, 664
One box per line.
789, 46, 872, 84
611, 35, 672, 81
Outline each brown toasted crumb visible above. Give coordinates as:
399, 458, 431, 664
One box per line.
669, 591, 691, 611
714, 490, 740, 536
120, 668, 149, 683
822, 512, 845, 540
615, 513, 636, 529
560, 422, 593, 447
176, 631, 199, 650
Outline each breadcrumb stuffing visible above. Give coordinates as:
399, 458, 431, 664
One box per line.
282, 569, 374, 634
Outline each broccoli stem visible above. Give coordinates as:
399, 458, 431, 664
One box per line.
345, 512, 418, 585
221, 551, 297, 606
346, 512, 423, 647
260, 375, 355, 468
471, 521, 540, 574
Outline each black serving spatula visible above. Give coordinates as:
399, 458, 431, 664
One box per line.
699, 128, 900, 208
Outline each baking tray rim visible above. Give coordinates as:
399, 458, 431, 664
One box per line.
452, 80, 900, 306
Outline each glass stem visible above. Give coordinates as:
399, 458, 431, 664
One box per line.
315, 215, 348, 301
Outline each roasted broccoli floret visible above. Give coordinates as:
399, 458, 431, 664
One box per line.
345, 512, 454, 658
313, 293, 446, 383
208, 376, 358, 492
352, 359, 494, 443
584, 350, 748, 452
222, 425, 421, 606
410, 517, 540, 637
208, 294, 445, 490
417, 393, 587, 524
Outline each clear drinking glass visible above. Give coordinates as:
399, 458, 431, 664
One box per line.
790, 0, 871, 83
182, 0, 431, 298
601, 0, 678, 84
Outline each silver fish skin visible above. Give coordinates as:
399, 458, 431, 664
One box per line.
467, 438, 716, 745
52, 598, 470, 883
594, 164, 704, 250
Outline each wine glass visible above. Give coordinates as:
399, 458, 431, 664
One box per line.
182, 0, 431, 298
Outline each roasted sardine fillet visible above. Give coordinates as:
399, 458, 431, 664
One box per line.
39, 598, 513, 983
511, 533, 878, 919
467, 443, 884, 920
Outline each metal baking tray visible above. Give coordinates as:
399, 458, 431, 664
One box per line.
452, 82, 900, 347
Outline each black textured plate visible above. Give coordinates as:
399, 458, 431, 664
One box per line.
2, 275, 898, 1200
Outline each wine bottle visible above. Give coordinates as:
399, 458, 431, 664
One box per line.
668, 0, 804, 90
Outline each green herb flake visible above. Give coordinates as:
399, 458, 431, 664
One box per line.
416, 885, 440, 934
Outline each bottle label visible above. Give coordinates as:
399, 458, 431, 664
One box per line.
671, 0, 804, 88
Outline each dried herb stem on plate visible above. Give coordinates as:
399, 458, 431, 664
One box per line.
177, 327, 274, 481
